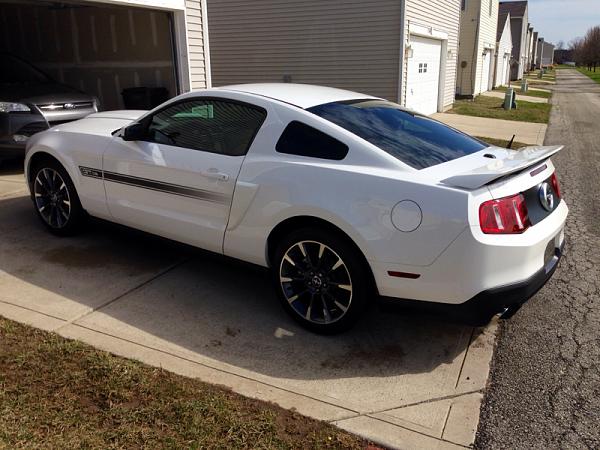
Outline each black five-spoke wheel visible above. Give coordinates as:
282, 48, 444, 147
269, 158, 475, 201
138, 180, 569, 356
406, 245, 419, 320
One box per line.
31, 159, 86, 236
280, 240, 353, 325
34, 168, 72, 229
274, 228, 370, 333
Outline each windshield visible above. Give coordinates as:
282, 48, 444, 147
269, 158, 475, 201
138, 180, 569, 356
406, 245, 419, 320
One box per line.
307, 99, 487, 169
0, 54, 52, 84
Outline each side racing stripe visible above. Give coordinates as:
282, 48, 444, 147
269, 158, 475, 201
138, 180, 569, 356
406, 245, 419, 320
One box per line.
79, 166, 228, 204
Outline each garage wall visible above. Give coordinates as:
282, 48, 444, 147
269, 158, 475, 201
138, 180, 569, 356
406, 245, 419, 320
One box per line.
0, 2, 177, 110
403, 0, 461, 110
206, 0, 402, 101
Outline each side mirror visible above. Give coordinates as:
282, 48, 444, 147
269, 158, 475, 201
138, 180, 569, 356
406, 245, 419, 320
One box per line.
121, 123, 146, 141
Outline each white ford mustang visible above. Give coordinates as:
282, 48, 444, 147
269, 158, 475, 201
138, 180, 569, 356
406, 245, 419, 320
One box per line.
24, 84, 567, 333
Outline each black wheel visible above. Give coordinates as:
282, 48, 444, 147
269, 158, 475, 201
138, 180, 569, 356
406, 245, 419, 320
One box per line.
31, 159, 86, 236
272, 227, 371, 334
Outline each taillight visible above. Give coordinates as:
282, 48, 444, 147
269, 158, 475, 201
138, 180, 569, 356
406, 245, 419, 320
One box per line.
551, 172, 561, 198
479, 193, 531, 234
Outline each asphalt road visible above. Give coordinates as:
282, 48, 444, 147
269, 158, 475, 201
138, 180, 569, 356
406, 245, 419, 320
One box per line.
476, 69, 600, 448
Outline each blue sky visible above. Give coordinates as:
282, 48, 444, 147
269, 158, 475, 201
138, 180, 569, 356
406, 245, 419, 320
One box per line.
526, 0, 600, 46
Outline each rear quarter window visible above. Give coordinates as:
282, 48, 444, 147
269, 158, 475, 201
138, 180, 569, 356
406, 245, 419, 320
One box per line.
276, 121, 349, 161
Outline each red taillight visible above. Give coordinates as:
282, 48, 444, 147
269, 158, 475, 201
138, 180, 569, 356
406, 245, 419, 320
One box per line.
479, 193, 531, 234
551, 172, 561, 198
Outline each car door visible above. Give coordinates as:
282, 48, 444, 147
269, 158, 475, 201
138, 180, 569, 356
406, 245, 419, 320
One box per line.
102, 97, 267, 253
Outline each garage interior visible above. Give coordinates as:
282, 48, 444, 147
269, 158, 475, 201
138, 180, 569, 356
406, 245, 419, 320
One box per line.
0, 0, 179, 111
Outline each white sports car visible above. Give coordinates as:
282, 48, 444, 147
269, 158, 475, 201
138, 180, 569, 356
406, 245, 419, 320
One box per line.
24, 84, 567, 333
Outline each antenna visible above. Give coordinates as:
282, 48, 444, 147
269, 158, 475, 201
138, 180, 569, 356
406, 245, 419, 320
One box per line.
507, 135, 516, 149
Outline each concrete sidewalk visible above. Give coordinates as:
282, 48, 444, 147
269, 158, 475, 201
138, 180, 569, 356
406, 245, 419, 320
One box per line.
481, 90, 548, 104
0, 166, 497, 449
433, 113, 547, 146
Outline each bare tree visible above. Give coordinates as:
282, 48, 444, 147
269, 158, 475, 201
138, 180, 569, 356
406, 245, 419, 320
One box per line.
557, 40, 565, 51
571, 26, 600, 71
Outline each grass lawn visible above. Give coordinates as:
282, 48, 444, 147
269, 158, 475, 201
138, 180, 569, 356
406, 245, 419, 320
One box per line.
526, 69, 556, 82
578, 67, 600, 84
449, 95, 551, 123
476, 136, 529, 149
494, 86, 551, 99
0, 318, 370, 449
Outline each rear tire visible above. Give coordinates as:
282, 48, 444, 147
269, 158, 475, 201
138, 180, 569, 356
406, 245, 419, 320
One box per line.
30, 159, 86, 236
272, 227, 371, 334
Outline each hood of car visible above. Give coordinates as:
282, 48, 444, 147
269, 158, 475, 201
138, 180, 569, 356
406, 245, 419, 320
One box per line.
0, 82, 94, 105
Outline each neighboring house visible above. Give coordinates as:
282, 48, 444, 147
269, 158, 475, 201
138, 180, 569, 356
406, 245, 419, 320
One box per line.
0, 0, 210, 110
207, 0, 462, 116
536, 40, 556, 67
493, 11, 513, 87
525, 25, 534, 73
531, 31, 539, 70
499, 1, 529, 80
555, 49, 574, 64
456, 0, 500, 98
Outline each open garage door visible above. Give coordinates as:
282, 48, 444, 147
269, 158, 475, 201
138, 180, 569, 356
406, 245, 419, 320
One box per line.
0, 0, 179, 111
405, 36, 442, 116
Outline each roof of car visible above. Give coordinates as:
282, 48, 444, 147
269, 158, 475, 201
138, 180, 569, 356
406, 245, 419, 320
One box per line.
217, 83, 378, 109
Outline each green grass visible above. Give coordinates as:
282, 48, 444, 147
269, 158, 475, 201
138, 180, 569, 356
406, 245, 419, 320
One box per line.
475, 136, 529, 149
449, 95, 551, 123
0, 318, 369, 449
577, 67, 600, 84
526, 69, 556, 82
494, 86, 551, 99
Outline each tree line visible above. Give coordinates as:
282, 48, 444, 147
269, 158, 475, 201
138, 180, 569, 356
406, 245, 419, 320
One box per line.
570, 26, 600, 71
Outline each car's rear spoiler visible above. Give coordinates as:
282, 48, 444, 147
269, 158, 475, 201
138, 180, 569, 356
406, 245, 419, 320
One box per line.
441, 145, 564, 189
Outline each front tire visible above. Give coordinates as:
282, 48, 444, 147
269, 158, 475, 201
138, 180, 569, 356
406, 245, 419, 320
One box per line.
31, 159, 86, 236
272, 227, 371, 334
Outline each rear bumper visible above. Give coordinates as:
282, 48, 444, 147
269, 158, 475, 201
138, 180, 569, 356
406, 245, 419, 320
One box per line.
380, 239, 565, 325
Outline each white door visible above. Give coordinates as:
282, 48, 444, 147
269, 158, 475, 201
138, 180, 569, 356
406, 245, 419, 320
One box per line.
480, 50, 491, 93
503, 54, 510, 85
406, 36, 442, 115
102, 98, 266, 253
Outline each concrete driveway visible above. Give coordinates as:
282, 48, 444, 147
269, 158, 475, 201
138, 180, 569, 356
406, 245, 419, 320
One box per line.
0, 160, 496, 449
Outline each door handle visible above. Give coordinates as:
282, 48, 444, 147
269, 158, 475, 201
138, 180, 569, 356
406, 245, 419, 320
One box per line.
200, 169, 229, 182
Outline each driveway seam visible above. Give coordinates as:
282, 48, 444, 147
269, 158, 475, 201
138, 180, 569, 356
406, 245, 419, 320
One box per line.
54, 258, 191, 332
355, 412, 471, 449
361, 388, 484, 418
455, 327, 475, 389
0, 298, 68, 324
62, 321, 361, 417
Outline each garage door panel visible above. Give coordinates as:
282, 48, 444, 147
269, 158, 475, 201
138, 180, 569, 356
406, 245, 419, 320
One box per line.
406, 35, 441, 116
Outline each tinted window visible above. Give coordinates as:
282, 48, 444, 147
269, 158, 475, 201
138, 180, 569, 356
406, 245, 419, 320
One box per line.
308, 99, 487, 169
276, 121, 349, 160
147, 99, 266, 156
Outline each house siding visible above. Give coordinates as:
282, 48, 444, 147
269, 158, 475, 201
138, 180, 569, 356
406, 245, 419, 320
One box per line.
185, 0, 209, 90
457, 0, 499, 96
494, 13, 512, 87
403, 0, 461, 110
206, 0, 402, 101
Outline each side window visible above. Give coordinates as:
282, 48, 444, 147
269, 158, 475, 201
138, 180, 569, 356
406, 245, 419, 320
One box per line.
146, 99, 266, 156
461, 0, 467, 11
275, 121, 349, 161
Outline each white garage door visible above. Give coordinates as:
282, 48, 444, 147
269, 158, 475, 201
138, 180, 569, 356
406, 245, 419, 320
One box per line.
480, 50, 491, 94
406, 36, 442, 115
503, 55, 510, 85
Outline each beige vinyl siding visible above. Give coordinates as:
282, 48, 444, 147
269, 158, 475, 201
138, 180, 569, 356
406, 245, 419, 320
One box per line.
185, 0, 208, 90
207, 0, 402, 101
403, 0, 461, 110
